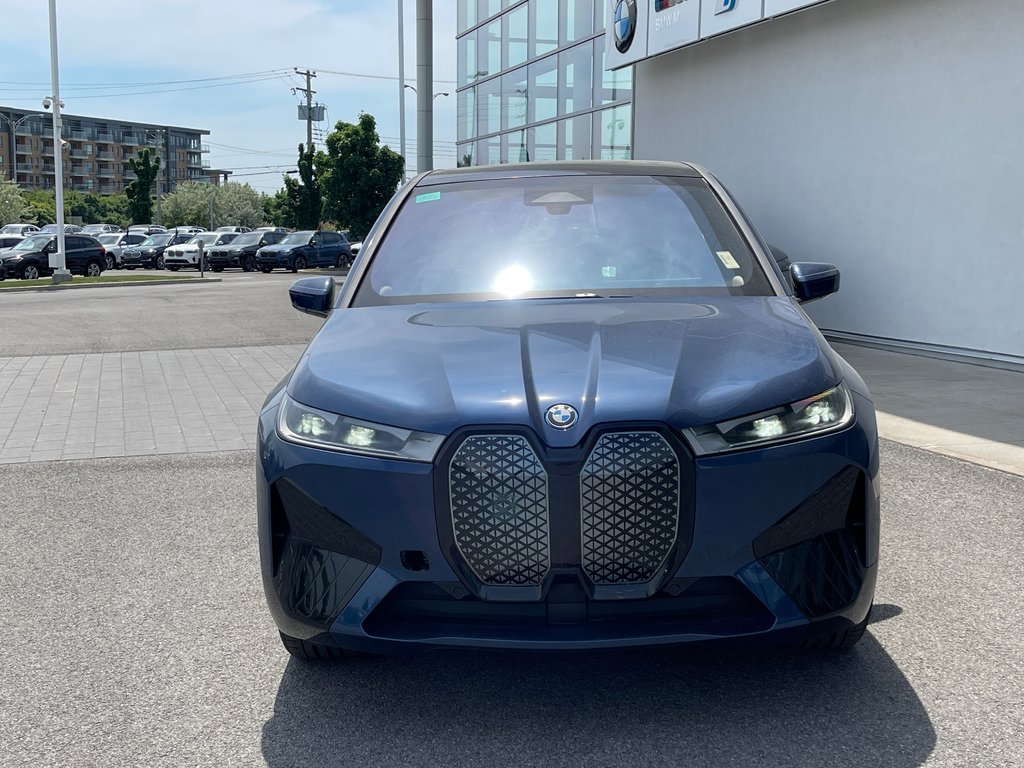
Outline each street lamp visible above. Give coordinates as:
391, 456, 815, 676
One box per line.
404, 85, 450, 99
144, 129, 166, 224
400, 84, 448, 178
47, 0, 71, 284
0, 113, 42, 182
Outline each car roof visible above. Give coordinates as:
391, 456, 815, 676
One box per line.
417, 160, 703, 186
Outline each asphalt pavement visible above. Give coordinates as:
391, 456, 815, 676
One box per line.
1, 275, 1022, 767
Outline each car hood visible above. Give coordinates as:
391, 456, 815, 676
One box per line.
288, 296, 842, 444
260, 244, 300, 255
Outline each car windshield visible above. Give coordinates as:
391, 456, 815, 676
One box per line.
97, 234, 120, 245
187, 233, 220, 245
355, 175, 774, 305
12, 235, 52, 251
141, 234, 172, 247
1, 225, 26, 234
230, 232, 262, 245
279, 232, 312, 245
39, 225, 60, 233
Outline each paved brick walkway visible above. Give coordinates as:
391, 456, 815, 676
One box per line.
0, 345, 304, 464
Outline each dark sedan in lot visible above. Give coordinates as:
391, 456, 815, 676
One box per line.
0, 234, 106, 279
255, 230, 350, 273
206, 229, 287, 272
121, 231, 193, 270
258, 161, 879, 662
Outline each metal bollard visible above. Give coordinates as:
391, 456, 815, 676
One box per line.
198, 241, 205, 278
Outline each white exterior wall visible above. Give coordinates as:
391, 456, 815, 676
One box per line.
633, 0, 1024, 362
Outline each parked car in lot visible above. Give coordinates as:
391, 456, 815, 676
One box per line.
96, 231, 148, 270
215, 225, 251, 233
0, 223, 40, 236
163, 230, 239, 271
0, 233, 105, 279
81, 223, 121, 235
255, 229, 350, 273
126, 224, 168, 236
0, 234, 25, 251
121, 231, 193, 269
39, 223, 83, 234
206, 229, 286, 272
258, 160, 879, 661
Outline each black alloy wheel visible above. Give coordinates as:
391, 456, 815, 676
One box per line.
292, 255, 306, 273
243, 255, 256, 272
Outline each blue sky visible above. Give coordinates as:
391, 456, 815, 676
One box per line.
0, 0, 459, 193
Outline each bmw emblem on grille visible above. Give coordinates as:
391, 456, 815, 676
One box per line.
613, 0, 637, 54
545, 403, 579, 430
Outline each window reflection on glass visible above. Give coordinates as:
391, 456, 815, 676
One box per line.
559, 42, 593, 116
457, 0, 476, 33
599, 104, 631, 160
485, 19, 502, 78
529, 56, 558, 124
477, 77, 502, 136
458, 88, 477, 142
502, 69, 529, 130
560, 113, 592, 160
502, 130, 529, 163
532, 121, 557, 161
505, 4, 528, 69
531, 0, 558, 58
595, 0, 607, 33
457, 142, 475, 167
458, 34, 478, 86
595, 41, 632, 105
563, 0, 595, 44
476, 135, 500, 165
477, 0, 501, 21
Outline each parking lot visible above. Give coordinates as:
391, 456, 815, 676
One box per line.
1, 277, 1022, 767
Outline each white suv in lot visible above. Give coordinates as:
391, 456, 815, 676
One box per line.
163, 231, 239, 271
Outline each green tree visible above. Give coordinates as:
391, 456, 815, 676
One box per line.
262, 188, 293, 228
160, 181, 265, 229
21, 189, 56, 225
124, 148, 161, 224
0, 178, 27, 224
292, 143, 322, 230
320, 113, 404, 240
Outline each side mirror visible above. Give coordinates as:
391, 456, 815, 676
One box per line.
791, 262, 840, 302
289, 275, 335, 318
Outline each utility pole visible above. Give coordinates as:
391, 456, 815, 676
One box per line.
398, 0, 406, 180
294, 68, 317, 150
48, 0, 71, 284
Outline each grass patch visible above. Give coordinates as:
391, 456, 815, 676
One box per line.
0, 273, 202, 290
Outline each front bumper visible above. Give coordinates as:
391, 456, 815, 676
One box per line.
123, 251, 159, 267
208, 250, 247, 267
257, 393, 879, 653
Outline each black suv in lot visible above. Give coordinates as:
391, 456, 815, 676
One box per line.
122, 231, 193, 269
205, 230, 287, 272
0, 234, 106, 280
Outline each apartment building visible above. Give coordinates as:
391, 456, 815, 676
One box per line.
0, 106, 213, 196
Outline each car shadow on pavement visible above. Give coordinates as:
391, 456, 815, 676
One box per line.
261, 629, 934, 767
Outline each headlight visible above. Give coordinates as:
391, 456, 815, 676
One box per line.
683, 383, 854, 455
277, 394, 444, 462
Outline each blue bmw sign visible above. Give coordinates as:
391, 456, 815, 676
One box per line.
715, 0, 738, 14
613, 0, 637, 53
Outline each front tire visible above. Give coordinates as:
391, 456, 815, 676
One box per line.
105, 254, 115, 271
21, 264, 40, 280
85, 260, 103, 278
243, 255, 256, 272
292, 255, 306, 273
260, 265, 272, 274
155, 255, 165, 270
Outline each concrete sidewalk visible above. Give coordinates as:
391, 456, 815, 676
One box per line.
0, 342, 1021, 475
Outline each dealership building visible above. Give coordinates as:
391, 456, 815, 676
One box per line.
457, 0, 1024, 367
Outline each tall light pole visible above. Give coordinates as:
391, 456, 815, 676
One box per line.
416, 0, 433, 174
0, 113, 40, 182
398, 0, 406, 180
48, 0, 71, 283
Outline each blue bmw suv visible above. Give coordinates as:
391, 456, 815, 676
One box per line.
258, 161, 879, 660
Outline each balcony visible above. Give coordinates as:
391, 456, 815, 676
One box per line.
96, 132, 114, 143
99, 184, 117, 195
71, 130, 95, 141
42, 165, 55, 174
97, 150, 114, 160
97, 166, 116, 178
200, 143, 211, 153
122, 135, 139, 146
15, 142, 32, 154
16, 162, 34, 172
71, 149, 92, 159
15, 124, 37, 136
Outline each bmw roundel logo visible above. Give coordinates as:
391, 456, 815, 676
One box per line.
545, 403, 579, 430
613, 0, 637, 54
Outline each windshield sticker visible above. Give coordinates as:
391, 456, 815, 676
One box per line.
717, 251, 740, 269
602, 266, 617, 278
415, 191, 441, 204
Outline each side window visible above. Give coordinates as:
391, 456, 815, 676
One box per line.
66, 237, 84, 250
313, 233, 324, 246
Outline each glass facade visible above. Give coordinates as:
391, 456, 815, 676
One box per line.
456, 0, 632, 167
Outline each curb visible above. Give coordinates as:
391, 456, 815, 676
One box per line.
0, 277, 222, 294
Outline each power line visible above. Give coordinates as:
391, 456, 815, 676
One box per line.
0, 69, 294, 90
0, 74, 288, 101
311, 67, 457, 85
